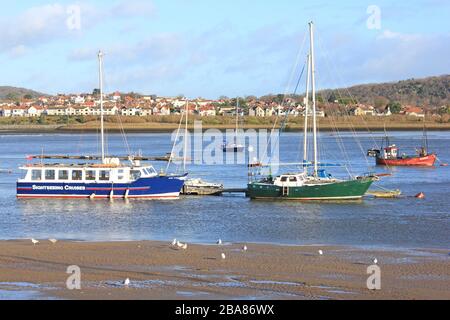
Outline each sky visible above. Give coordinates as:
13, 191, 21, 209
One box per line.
0, 0, 449, 99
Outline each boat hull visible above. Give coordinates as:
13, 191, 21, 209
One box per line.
376, 154, 436, 167
16, 176, 185, 199
247, 178, 373, 200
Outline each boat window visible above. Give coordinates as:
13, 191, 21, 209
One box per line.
117, 169, 125, 180
289, 177, 297, 182
72, 170, 83, 181
58, 170, 69, 180
99, 170, 110, 181
45, 169, 56, 180
86, 170, 96, 181
131, 170, 141, 180
31, 170, 42, 180
280, 176, 288, 182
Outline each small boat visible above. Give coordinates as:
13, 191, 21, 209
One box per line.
368, 126, 436, 167
16, 51, 185, 200
247, 22, 375, 201
366, 189, 401, 198
182, 178, 224, 195
222, 98, 244, 152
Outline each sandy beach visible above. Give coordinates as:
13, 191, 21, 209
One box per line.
0, 240, 448, 300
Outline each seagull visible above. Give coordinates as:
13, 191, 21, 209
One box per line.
48, 239, 57, 244
123, 278, 130, 286
243, 245, 247, 251
221, 253, 226, 260
318, 249, 323, 255
31, 238, 39, 245
373, 258, 378, 264
217, 239, 222, 245
172, 238, 177, 246
176, 240, 183, 247
182, 243, 188, 250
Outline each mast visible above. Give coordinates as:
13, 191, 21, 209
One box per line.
309, 22, 318, 177
98, 50, 105, 163
183, 100, 188, 172
303, 53, 311, 172
235, 97, 239, 144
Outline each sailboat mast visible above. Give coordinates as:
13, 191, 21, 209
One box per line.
183, 100, 188, 172
235, 98, 239, 143
309, 22, 318, 177
98, 50, 105, 163
303, 53, 311, 172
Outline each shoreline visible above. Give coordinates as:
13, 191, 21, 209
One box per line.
0, 123, 449, 134
0, 239, 448, 300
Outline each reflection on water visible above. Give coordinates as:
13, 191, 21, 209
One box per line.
0, 131, 449, 248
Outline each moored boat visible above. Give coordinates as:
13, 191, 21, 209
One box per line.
367, 126, 437, 167
247, 22, 375, 201
16, 51, 185, 200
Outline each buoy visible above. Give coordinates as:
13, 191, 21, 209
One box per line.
415, 192, 425, 199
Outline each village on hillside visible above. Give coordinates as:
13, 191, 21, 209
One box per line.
0, 91, 448, 120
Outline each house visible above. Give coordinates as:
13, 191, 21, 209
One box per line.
404, 106, 425, 118
152, 105, 171, 115
248, 106, 265, 117
198, 105, 216, 116
25, 106, 44, 117
353, 105, 376, 116
121, 107, 141, 116
112, 91, 121, 101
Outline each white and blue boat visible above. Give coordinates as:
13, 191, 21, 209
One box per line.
17, 51, 185, 200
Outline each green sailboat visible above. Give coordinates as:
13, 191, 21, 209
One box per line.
247, 22, 375, 200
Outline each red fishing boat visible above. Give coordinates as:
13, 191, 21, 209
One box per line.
367, 126, 437, 167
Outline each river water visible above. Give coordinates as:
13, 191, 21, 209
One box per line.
0, 130, 448, 249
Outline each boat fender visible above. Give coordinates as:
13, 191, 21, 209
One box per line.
415, 192, 425, 199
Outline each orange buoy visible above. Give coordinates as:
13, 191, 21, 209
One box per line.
415, 192, 425, 199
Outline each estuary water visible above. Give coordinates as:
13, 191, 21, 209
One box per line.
0, 130, 448, 249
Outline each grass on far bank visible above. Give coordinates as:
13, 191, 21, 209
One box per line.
0, 114, 449, 131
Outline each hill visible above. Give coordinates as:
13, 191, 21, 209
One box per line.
0, 86, 46, 100
321, 75, 450, 109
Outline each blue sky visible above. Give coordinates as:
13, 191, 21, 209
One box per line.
0, 0, 449, 98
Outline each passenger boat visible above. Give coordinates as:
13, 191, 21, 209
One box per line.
16, 51, 185, 199
247, 22, 375, 200
367, 126, 436, 167
222, 98, 244, 152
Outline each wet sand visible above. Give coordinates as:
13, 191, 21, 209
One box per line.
0, 240, 448, 300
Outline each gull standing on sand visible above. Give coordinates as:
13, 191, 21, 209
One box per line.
221, 253, 226, 260
217, 239, 222, 245
373, 258, 378, 264
182, 243, 188, 250
123, 278, 130, 286
243, 245, 247, 251
172, 238, 177, 246
31, 238, 39, 245
318, 249, 323, 255
48, 238, 57, 244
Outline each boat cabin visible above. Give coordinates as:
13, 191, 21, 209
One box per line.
383, 145, 398, 159
273, 173, 306, 187
19, 161, 158, 184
